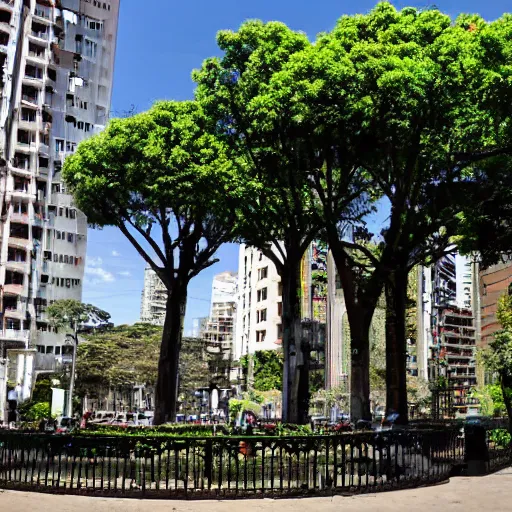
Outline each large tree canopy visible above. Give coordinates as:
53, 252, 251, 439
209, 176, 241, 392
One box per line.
251, 2, 512, 420
63, 100, 239, 424
194, 20, 363, 423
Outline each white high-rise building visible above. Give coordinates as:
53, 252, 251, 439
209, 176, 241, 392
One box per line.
0, 0, 119, 421
234, 244, 283, 361
417, 252, 478, 413
140, 266, 167, 326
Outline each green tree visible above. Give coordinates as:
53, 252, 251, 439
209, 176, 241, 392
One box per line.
482, 294, 512, 433
63, 101, 237, 424
241, 350, 284, 392
75, 323, 161, 397
47, 300, 110, 416
194, 21, 363, 423
267, 2, 512, 420
76, 325, 212, 407
455, 157, 512, 267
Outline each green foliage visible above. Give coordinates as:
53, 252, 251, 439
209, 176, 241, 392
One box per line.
47, 300, 110, 330
228, 399, 263, 422
77, 325, 212, 399
472, 385, 507, 417
489, 429, 512, 448
76, 323, 162, 395
240, 350, 283, 391
407, 375, 431, 409
82, 423, 222, 437
313, 385, 349, 412
18, 402, 52, 422
178, 338, 211, 397
31, 376, 54, 404
63, 99, 241, 423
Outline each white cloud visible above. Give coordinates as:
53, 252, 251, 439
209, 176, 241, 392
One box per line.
118, 271, 132, 277
85, 266, 115, 283
87, 256, 103, 267
112, 250, 121, 257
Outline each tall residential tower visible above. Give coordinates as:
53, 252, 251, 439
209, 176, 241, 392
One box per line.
0, 0, 119, 421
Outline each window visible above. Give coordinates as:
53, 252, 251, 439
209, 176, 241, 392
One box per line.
56, 231, 61, 239
84, 39, 97, 59
257, 308, 267, 323
277, 302, 283, 316
45, 346, 54, 354
67, 233, 74, 243
55, 346, 61, 355
257, 287, 268, 302
259, 252, 263, 261
277, 324, 283, 339
258, 267, 268, 280
278, 282, 283, 296
59, 254, 63, 263
64, 255, 69, 264
77, 121, 84, 130
70, 209, 76, 219
53, 253, 58, 262
256, 330, 266, 343
55, 139, 64, 153
59, 207, 63, 216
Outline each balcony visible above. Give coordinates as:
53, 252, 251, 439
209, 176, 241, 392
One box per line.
1, 329, 29, 342
10, 188, 35, 201
3, 284, 23, 295
5, 260, 29, 274
8, 237, 31, 250
29, 30, 49, 42
33, 7, 51, 22
4, 306, 24, 320
38, 142, 50, 155
21, 94, 39, 107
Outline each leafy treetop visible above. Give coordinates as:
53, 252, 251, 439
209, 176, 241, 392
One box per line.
63, 100, 238, 289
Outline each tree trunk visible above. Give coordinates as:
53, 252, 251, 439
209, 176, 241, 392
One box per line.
153, 287, 187, 425
281, 257, 307, 424
327, 240, 375, 423
349, 318, 372, 422
385, 268, 409, 424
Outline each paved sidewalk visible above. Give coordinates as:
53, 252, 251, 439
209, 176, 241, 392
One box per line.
1, 468, 512, 512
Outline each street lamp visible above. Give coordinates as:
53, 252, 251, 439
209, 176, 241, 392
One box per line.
65, 329, 78, 418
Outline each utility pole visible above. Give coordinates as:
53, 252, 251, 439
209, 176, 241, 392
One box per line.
66, 322, 78, 418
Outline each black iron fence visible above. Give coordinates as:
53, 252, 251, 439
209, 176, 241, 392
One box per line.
0, 424, 509, 499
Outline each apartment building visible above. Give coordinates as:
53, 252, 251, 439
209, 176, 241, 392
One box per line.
202, 271, 237, 387
417, 253, 478, 414
0, 0, 119, 422
140, 266, 167, 326
234, 244, 283, 361
479, 259, 512, 349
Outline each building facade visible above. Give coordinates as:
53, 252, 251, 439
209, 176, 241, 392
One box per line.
0, 0, 119, 422
417, 253, 478, 415
140, 266, 167, 326
479, 259, 512, 349
234, 244, 283, 361
202, 271, 237, 388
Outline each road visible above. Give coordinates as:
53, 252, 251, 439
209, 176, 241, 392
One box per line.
1, 467, 512, 512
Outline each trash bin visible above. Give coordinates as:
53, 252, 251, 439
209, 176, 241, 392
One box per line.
464, 423, 489, 476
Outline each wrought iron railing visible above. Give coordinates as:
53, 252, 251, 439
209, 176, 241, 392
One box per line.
0, 429, 468, 498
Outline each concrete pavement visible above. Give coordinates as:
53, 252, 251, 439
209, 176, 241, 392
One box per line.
1, 468, 512, 512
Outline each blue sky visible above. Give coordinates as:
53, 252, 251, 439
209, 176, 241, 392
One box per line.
82, 0, 510, 332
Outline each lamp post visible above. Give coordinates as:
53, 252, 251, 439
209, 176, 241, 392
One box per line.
65, 324, 78, 418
